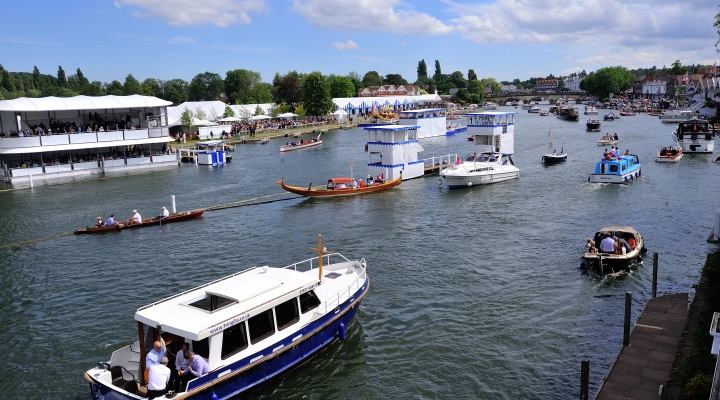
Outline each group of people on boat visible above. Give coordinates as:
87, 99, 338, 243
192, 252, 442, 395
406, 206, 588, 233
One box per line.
586, 232, 637, 255
659, 146, 680, 157
284, 137, 319, 147
602, 147, 631, 161
145, 340, 209, 398
94, 207, 169, 228
600, 133, 619, 141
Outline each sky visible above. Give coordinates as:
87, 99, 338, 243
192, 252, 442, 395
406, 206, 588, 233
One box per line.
2, 0, 719, 86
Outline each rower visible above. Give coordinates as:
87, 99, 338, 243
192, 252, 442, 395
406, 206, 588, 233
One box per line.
130, 210, 142, 225
157, 206, 169, 220
106, 214, 116, 226
96, 216, 105, 227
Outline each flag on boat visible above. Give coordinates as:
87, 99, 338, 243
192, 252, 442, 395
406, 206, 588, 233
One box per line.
376, 173, 384, 181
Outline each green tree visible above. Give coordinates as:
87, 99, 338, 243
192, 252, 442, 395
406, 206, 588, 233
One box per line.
347, 71, 363, 94
449, 71, 467, 88
188, 72, 224, 101
225, 69, 265, 104
57, 66, 66, 88
433, 60, 442, 80
224, 104, 235, 118
180, 107, 194, 134
417, 59, 428, 80
384, 74, 408, 85
141, 78, 163, 97
579, 66, 636, 99
669, 60, 684, 75
468, 69, 477, 82
163, 79, 189, 105
2, 69, 14, 92
105, 80, 124, 95
33, 66, 41, 90
252, 82, 273, 103
123, 74, 141, 95
302, 71, 335, 116
272, 71, 304, 106
195, 107, 207, 121
362, 71, 382, 87
479, 78, 501, 95
294, 104, 307, 118
558, 79, 566, 89
85, 81, 104, 96
254, 105, 264, 116
329, 76, 356, 98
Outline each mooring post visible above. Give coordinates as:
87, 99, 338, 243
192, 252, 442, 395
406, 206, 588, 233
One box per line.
171, 195, 176, 214
580, 359, 589, 400
624, 292, 632, 347
652, 253, 658, 298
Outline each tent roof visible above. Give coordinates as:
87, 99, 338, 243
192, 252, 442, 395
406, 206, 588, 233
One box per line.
0, 95, 171, 112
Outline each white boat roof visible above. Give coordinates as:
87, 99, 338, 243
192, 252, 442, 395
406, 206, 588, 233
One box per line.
399, 108, 445, 114
0, 136, 174, 155
362, 124, 420, 131
466, 111, 518, 117
134, 267, 319, 341
0, 95, 171, 112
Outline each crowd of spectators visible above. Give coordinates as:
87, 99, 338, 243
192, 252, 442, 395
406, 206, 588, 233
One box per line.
1, 112, 139, 138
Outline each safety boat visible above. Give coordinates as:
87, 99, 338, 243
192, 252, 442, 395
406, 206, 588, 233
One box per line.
84, 235, 369, 400
588, 154, 641, 184
583, 226, 646, 274
672, 118, 716, 153
655, 146, 683, 163
440, 152, 519, 188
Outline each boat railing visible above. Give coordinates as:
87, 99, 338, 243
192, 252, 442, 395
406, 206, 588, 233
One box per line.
423, 154, 459, 169
314, 262, 367, 317
281, 252, 352, 273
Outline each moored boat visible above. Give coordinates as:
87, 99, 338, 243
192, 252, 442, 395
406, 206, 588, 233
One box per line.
278, 173, 402, 197
280, 133, 322, 153
84, 235, 369, 400
660, 109, 694, 123
619, 111, 635, 116
586, 119, 601, 132
539, 110, 549, 116
440, 152, 519, 188
480, 101, 498, 110
583, 226, 645, 274
587, 154, 640, 184
655, 146, 683, 162
672, 118, 716, 153
74, 210, 205, 234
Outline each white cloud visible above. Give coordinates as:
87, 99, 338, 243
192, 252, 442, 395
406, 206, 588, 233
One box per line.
117, 0, 266, 27
333, 39, 359, 50
292, 0, 453, 35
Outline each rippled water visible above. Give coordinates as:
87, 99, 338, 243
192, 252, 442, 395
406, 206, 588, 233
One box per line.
1, 108, 717, 399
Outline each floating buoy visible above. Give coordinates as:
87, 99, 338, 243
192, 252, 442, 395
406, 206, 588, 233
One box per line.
338, 322, 346, 341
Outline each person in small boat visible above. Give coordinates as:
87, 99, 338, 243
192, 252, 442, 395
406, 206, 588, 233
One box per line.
147, 356, 170, 399
616, 236, 632, 254
156, 206, 169, 220
336, 182, 347, 189
552, 149, 557, 155
351, 179, 357, 189
624, 149, 631, 156
95, 216, 105, 227
129, 209, 142, 225
181, 351, 210, 380
599, 232, 617, 253
106, 214, 116, 226
613, 133, 619, 140
625, 234, 637, 250
170, 342, 190, 392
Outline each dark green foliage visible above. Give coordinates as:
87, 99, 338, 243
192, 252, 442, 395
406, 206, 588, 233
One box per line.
384, 73, 407, 85
188, 72, 224, 101
579, 66, 636, 99
468, 69, 477, 82
417, 59, 427, 79
57, 66, 66, 88
362, 71, 382, 87
301, 71, 334, 116
329, 76, 356, 98
272, 71, 303, 106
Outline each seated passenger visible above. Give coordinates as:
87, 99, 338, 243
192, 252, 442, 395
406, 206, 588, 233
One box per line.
95, 216, 105, 227
106, 214, 116, 226
626, 234, 636, 250
336, 182, 347, 189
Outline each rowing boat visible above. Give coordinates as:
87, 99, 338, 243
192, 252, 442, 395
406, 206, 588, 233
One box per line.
277, 173, 402, 197
280, 133, 322, 153
74, 210, 204, 234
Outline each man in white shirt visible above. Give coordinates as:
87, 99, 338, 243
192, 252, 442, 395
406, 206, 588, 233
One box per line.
131, 210, 142, 225
599, 232, 616, 253
147, 356, 171, 399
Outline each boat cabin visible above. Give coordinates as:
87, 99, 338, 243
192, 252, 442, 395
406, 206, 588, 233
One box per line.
593, 155, 640, 175
195, 140, 227, 165
675, 119, 713, 140
398, 108, 446, 138
327, 177, 356, 189
364, 124, 423, 180
465, 112, 516, 154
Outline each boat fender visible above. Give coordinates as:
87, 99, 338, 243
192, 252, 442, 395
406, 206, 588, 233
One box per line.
641, 246, 648, 254
211, 393, 219, 400
338, 323, 346, 341
624, 176, 628, 182
467, 181, 472, 187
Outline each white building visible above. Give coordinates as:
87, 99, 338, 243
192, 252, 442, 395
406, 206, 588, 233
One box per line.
398, 108, 446, 139
0, 95, 175, 184
564, 76, 585, 92
364, 124, 424, 180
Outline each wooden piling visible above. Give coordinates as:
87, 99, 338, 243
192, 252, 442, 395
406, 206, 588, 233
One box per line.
580, 359, 589, 400
623, 292, 631, 347
652, 253, 658, 298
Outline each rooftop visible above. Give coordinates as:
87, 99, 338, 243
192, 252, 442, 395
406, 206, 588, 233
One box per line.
0, 95, 171, 112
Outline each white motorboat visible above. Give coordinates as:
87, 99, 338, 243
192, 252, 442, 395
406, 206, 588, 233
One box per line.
660, 109, 694, 123
539, 110, 550, 116
480, 101, 498, 110
528, 105, 541, 113
440, 152, 519, 188
84, 235, 369, 400
584, 105, 598, 115
672, 118, 716, 153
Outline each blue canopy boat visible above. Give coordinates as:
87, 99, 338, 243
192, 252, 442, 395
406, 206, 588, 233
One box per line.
587, 154, 641, 184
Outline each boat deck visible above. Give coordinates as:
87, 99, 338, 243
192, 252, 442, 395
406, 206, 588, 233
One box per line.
595, 293, 689, 399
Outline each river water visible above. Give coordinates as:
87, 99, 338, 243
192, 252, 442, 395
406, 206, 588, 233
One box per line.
1, 108, 718, 399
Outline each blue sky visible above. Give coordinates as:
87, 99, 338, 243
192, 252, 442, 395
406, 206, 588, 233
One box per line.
2, 0, 719, 85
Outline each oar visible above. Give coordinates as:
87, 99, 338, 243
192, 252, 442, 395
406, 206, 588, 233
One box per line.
158, 216, 162, 233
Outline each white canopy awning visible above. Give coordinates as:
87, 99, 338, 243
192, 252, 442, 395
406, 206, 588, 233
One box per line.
193, 118, 212, 126
217, 116, 241, 122
250, 115, 271, 120
277, 112, 297, 118
0, 95, 172, 112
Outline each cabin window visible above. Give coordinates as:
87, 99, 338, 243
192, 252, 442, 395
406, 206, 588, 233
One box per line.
300, 291, 321, 314
248, 310, 275, 344
275, 298, 300, 331
192, 337, 210, 360
188, 293, 237, 313
609, 165, 619, 173
622, 165, 626, 171
221, 323, 248, 360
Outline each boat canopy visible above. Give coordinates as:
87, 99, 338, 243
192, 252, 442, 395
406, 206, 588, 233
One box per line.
328, 178, 354, 184
0, 95, 171, 112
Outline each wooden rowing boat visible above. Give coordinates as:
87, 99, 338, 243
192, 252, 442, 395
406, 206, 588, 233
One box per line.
277, 173, 402, 197
74, 210, 204, 234
280, 133, 322, 153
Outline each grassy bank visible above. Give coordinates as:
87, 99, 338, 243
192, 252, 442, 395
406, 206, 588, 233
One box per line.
663, 251, 720, 399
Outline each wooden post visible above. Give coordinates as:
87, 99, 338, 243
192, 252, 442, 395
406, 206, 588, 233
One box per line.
624, 292, 632, 347
137, 321, 146, 385
652, 253, 658, 298
580, 359, 589, 400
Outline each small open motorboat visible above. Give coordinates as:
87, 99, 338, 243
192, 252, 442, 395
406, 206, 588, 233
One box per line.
655, 146, 683, 163
586, 120, 601, 132
619, 111, 636, 116
539, 110, 549, 116
597, 138, 618, 146
583, 226, 646, 274
604, 113, 618, 121
280, 133, 322, 153
75, 210, 205, 234
542, 148, 567, 164
277, 172, 402, 197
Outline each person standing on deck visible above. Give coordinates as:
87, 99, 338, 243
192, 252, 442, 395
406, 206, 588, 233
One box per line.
147, 356, 170, 399
146, 341, 165, 368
